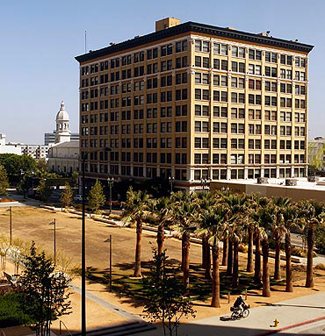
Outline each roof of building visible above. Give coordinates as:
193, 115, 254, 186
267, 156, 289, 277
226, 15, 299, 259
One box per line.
214, 178, 325, 192
56, 101, 69, 121
76, 21, 314, 63
51, 141, 79, 148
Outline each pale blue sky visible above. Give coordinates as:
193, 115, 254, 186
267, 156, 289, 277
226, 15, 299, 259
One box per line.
1, 0, 324, 143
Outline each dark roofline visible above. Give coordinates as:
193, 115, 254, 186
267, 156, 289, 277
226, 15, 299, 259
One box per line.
75, 21, 314, 63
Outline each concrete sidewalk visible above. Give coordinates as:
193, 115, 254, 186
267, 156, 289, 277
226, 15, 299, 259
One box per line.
136, 292, 325, 336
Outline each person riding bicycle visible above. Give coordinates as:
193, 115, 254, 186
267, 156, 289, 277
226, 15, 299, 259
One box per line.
233, 295, 246, 313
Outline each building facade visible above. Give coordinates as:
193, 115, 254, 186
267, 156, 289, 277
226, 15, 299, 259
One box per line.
75, 18, 313, 189
308, 137, 325, 170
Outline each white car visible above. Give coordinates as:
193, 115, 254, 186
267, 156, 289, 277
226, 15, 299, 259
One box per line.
73, 195, 83, 202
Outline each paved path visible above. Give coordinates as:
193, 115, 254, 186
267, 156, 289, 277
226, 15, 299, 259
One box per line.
71, 284, 144, 322
135, 292, 325, 336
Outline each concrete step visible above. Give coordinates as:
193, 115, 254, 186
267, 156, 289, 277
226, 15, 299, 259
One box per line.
68, 321, 156, 336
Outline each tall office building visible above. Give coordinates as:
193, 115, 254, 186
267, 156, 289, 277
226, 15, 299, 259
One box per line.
75, 18, 313, 190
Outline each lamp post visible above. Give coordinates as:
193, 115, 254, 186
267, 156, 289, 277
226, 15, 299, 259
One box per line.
81, 147, 111, 336
107, 177, 114, 214
49, 219, 57, 266
104, 235, 113, 292
6, 207, 12, 245
168, 176, 175, 193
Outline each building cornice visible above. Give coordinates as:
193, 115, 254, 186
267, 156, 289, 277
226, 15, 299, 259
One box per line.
75, 21, 314, 63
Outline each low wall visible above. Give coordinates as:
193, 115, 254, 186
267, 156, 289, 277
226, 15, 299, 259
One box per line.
210, 181, 325, 202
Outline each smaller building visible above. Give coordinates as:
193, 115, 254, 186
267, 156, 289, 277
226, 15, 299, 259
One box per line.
308, 137, 325, 170
0, 134, 22, 155
48, 141, 79, 173
21, 144, 49, 160
47, 101, 79, 174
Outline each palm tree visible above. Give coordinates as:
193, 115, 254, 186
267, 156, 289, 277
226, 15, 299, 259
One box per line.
171, 199, 199, 287
122, 187, 150, 277
245, 195, 268, 273
282, 204, 300, 292
197, 192, 219, 279
258, 204, 276, 297
272, 197, 292, 280
151, 197, 171, 255
198, 205, 227, 307
223, 193, 248, 289
299, 200, 324, 288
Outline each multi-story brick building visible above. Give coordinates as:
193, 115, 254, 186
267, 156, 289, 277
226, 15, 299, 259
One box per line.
75, 18, 313, 190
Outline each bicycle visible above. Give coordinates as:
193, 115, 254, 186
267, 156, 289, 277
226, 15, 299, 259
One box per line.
230, 304, 250, 320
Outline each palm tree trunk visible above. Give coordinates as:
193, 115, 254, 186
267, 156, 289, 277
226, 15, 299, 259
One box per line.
305, 227, 314, 288
134, 217, 142, 277
262, 239, 270, 297
285, 232, 293, 292
247, 227, 254, 272
157, 223, 165, 256
274, 236, 281, 280
232, 241, 239, 289
227, 241, 233, 276
211, 243, 220, 307
202, 233, 207, 268
181, 231, 186, 272
254, 232, 261, 284
183, 231, 190, 288
222, 236, 228, 267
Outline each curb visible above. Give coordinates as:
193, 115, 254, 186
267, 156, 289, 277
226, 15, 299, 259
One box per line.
255, 315, 325, 336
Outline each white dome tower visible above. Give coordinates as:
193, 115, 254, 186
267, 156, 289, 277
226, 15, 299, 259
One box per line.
55, 101, 71, 144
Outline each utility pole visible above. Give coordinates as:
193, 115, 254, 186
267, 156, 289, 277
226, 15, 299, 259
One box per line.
50, 219, 57, 265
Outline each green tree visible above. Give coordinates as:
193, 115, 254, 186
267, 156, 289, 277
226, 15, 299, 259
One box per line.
143, 249, 196, 336
87, 180, 106, 213
37, 179, 51, 202
60, 183, 73, 208
70, 171, 79, 188
0, 165, 9, 196
19, 242, 72, 336
123, 187, 150, 277
0, 154, 36, 182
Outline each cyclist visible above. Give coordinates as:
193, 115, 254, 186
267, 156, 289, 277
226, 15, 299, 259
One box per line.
233, 295, 246, 314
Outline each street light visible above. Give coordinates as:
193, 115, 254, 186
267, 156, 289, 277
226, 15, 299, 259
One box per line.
104, 235, 113, 292
81, 147, 111, 336
107, 177, 114, 214
49, 219, 57, 266
6, 207, 12, 245
168, 176, 175, 193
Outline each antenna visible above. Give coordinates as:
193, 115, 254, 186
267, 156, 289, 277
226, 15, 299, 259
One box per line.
84, 31, 87, 53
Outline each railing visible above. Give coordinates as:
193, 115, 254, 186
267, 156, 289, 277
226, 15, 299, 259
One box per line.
59, 320, 73, 336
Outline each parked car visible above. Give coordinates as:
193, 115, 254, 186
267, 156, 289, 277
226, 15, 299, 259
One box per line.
73, 194, 83, 202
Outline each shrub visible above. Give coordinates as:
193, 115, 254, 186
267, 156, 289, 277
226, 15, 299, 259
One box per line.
238, 244, 248, 253
315, 227, 325, 254
315, 263, 325, 270
0, 292, 34, 327
291, 246, 317, 258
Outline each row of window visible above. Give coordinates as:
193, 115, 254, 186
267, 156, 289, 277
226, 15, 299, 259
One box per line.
194, 137, 305, 149
194, 56, 306, 79
194, 152, 305, 165
194, 40, 307, 67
